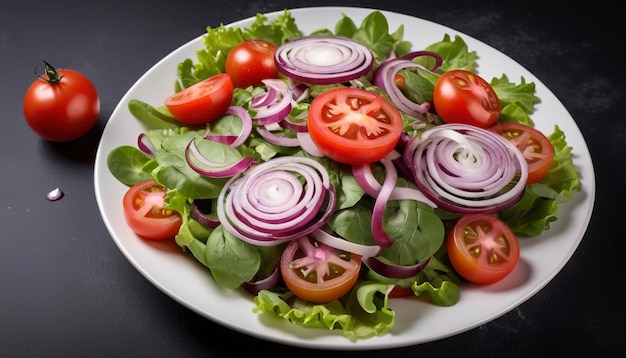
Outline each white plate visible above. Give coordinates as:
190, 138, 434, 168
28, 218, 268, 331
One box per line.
94, 6, 596, 350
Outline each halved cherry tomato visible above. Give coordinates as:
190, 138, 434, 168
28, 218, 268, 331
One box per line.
280, 236, 362, 303
447, 214, 520, 284
225, 39, 278, 88
489, 122, 555, 184
307, 87, 403, 165
122, 180, 182, 240
433, 69, 500, 128
164, 73, 233, 125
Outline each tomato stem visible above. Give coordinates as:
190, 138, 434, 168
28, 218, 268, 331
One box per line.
35, 59, 63, 83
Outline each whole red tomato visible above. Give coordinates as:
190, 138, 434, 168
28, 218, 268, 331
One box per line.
433, 69, 500, 128
225, 39, 278, 88
23, 60, 100, 142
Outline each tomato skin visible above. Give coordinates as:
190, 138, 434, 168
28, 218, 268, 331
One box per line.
307, 87, 403, 165
23, 68, 100, 142
388, 285, 414, 298
122, 180, 182, 241
225, 39, 278, 88
489, 122, 555, 184
164, 73, 233, 125
447, 214, 520, 284
280, 236, 362, 303
433, 69, 500, 128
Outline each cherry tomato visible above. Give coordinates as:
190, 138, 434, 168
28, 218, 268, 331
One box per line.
447, 214, 520, 284
394, 74, 406, 89
122, 180, 182, 241
225, 39, 278, 88
489, 122, 555, 184
23, 60, 100, 142
433, 69, 500, 128
280, 236, 362, 303
388, 284, 414, 298
164, 73, 233, 125
307, 87, 403, 165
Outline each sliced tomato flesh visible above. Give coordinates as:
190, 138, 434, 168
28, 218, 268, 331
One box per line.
307, 87, 403, 165
489, 122, 554, 184
447, 214, 520, 284
280, 236, 362, 303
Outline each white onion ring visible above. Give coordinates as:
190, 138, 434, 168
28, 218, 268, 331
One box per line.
403, 123, 528, 214
274, 36, 374, 85
216, 156, 336, 246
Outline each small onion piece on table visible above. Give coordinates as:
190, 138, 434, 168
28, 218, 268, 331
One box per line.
274, 35, 374, 85
403, 123, 528, 214
217, 156, 336, 246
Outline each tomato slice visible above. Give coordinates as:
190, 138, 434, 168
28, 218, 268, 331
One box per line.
280, 236, 362, 303
307, 87, 403, 165
433, 69, 500, 128
122, 180, 182, 240
447, 214, 520, 284
489, 122, 555, 184
164, 73, 233, 125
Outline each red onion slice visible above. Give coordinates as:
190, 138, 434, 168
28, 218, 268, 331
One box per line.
274, 36, 374, 85
403, 123, 528, 214
203, 106, 252, 148
185, 138, 255, 178
372, 51, 442, 118
364, 256, 431, 279
137, 133, 155, 156
370, 155, 398, 248
252, 79, 293, 125
309, 228, 381, 258
190, 200, 220, 228
352, 154, 437, 208
256, 124, 300, 147
296, 132, 325, 157
216, 156, 336, 246
241, 266, 280, 295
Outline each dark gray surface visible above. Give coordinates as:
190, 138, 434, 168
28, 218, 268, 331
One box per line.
1, 0, 623, 356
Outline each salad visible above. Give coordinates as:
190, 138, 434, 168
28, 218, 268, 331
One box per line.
106, 9, 581, 340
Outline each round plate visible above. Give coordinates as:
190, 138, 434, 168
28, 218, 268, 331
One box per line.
94, 6, 595, 350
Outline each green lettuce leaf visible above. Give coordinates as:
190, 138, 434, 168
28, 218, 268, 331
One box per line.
253, 281, 395, 340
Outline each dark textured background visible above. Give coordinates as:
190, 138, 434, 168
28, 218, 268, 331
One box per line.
1, 0, 623, 356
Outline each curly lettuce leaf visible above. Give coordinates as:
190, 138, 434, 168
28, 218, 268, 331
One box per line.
491, 74, 541, 115
253, 281, 395, 340
425, 34, 477, 72
177, 10, 302, 89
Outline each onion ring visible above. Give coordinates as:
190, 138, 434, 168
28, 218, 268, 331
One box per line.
403, 123, 528, 214
217, 156, 336, 246
274, 35, 374, 85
